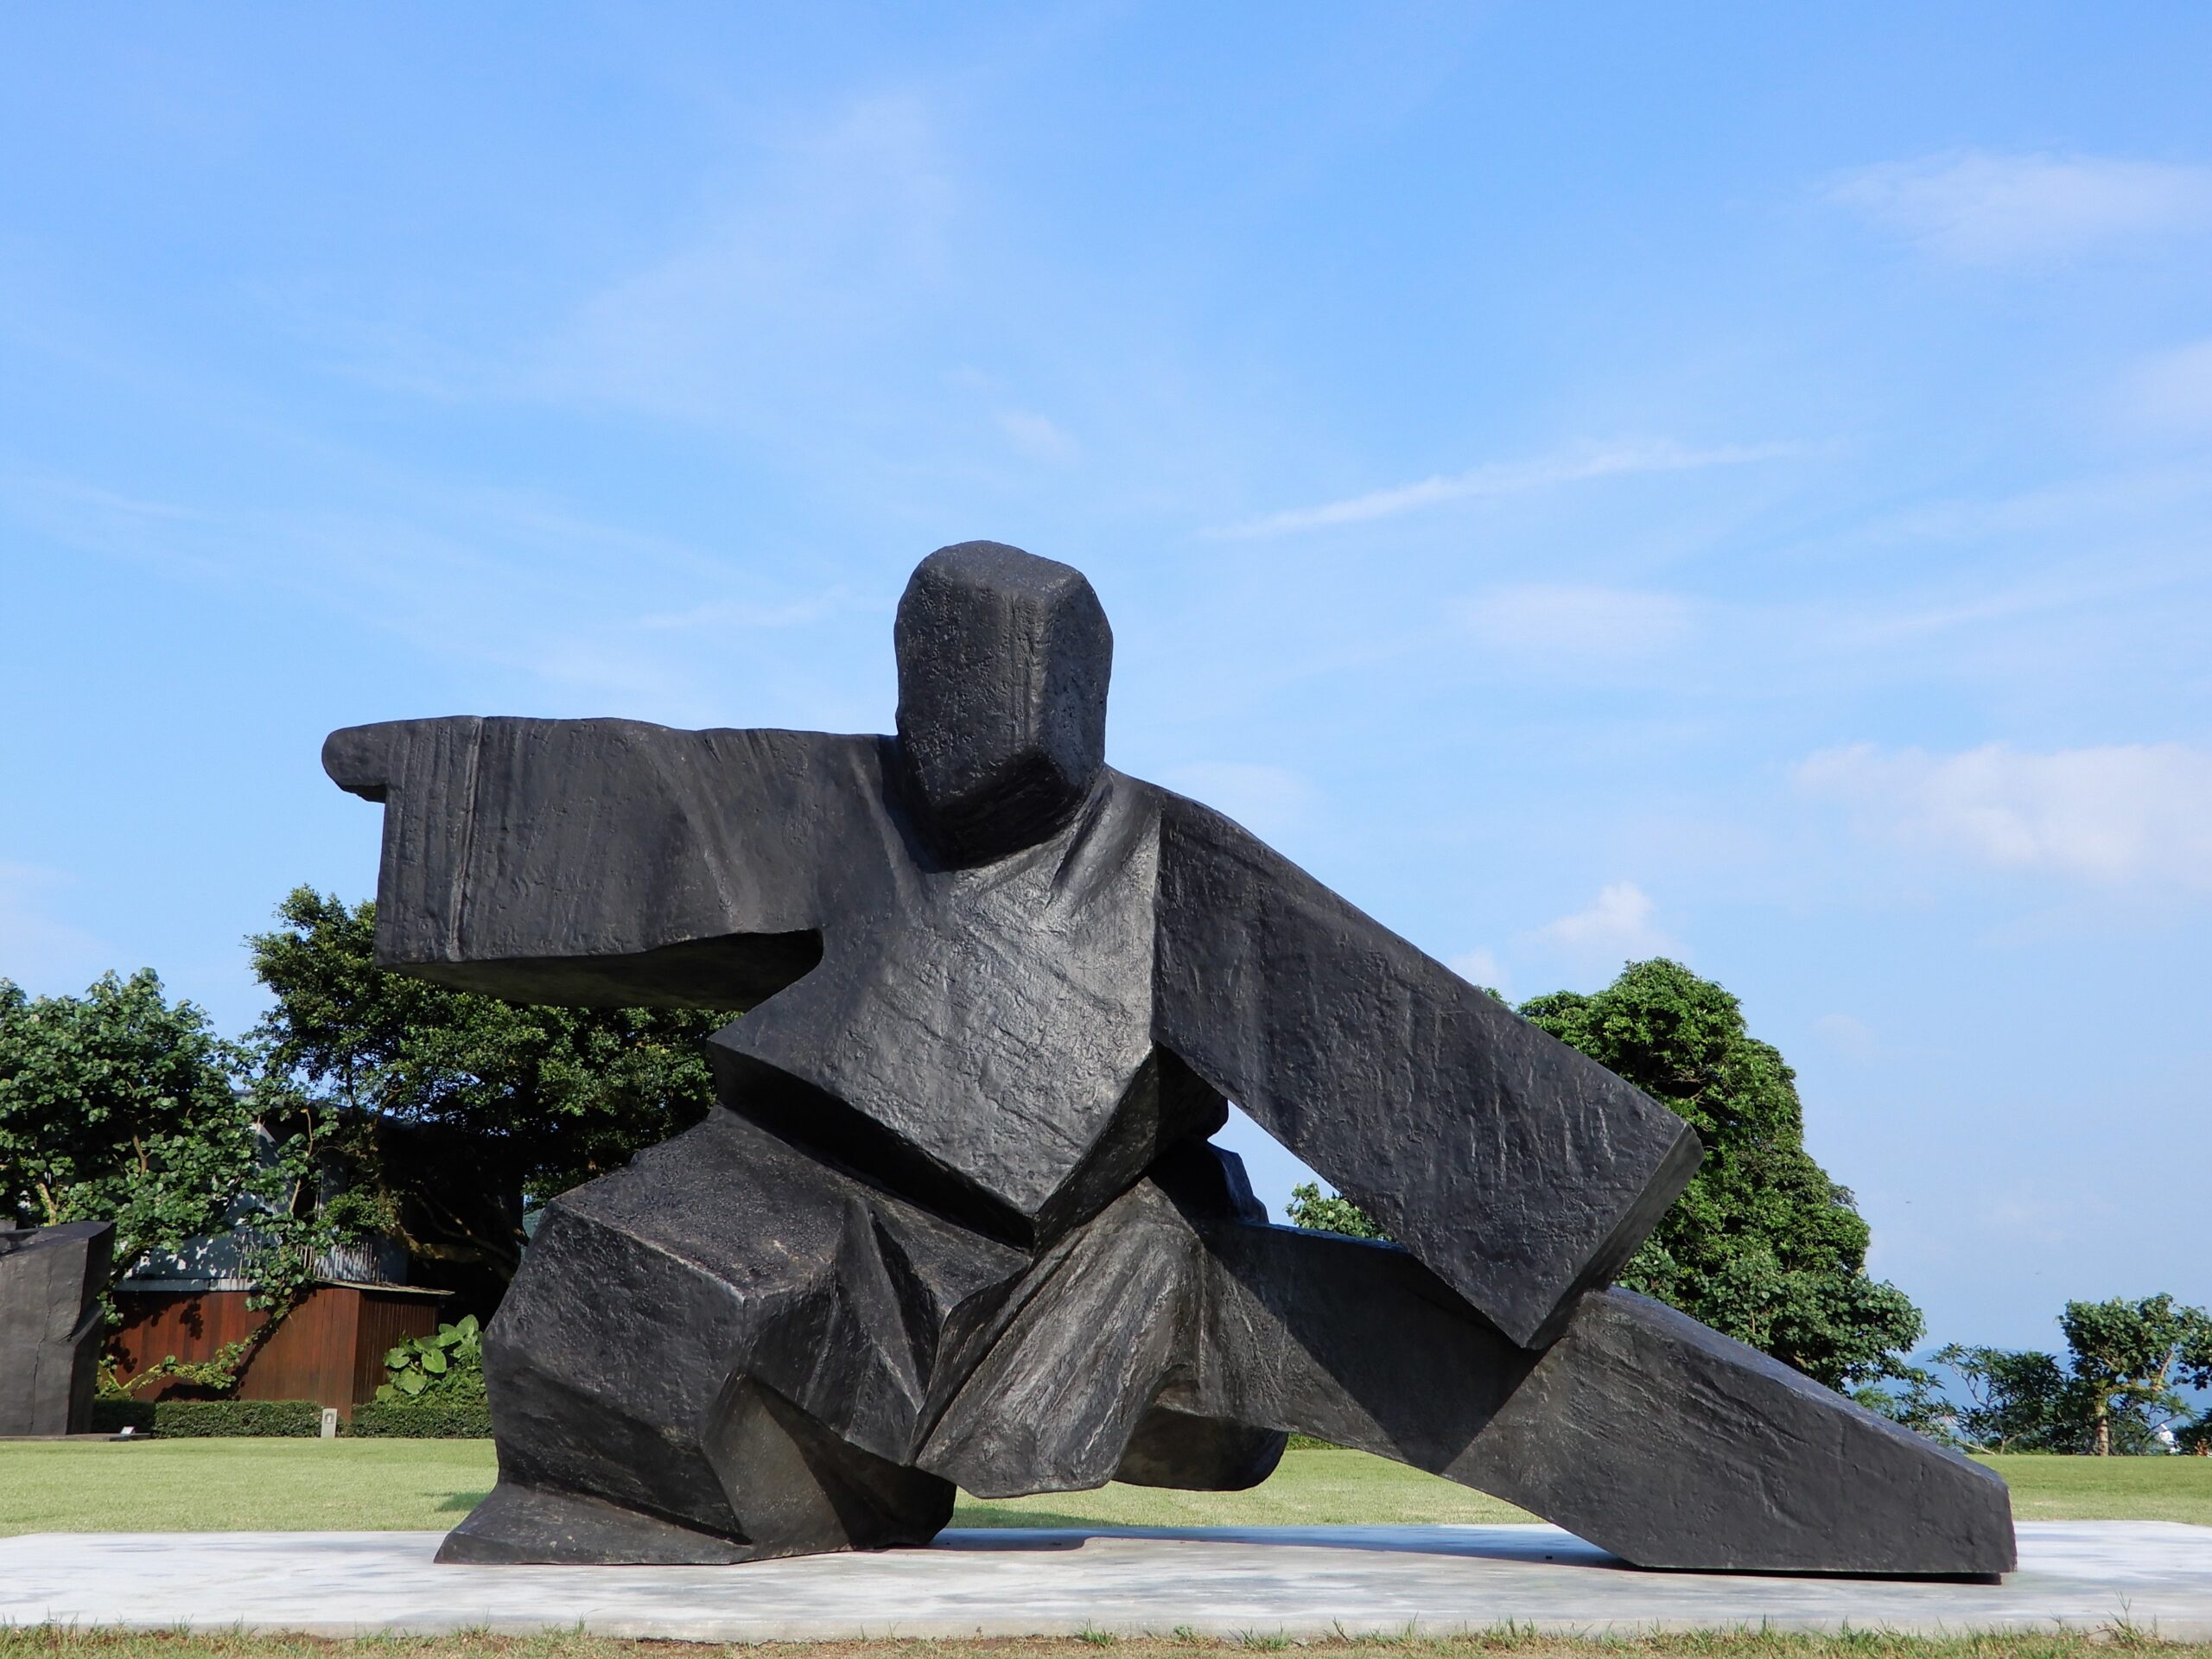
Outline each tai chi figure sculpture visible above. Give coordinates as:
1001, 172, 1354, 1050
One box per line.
327, 542, 2012, 1576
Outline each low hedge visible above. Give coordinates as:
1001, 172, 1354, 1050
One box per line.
92, 1398, 325, 1437
88, 1398, 156, 1435
346, 1400, 493, 1438
90, 1397, 492, 1438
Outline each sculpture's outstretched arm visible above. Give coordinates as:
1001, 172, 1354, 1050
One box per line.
1147, 788, 1700, 1349
324, 718, 891, 1010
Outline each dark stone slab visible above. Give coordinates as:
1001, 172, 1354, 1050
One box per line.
1152, 790, 1701, 1348
331, 540, 2016, 1578
0, 1221, 112, 1437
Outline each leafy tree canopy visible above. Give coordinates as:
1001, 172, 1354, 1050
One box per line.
0, 969, 259, 1289
1520, 959, 1923, 1392
1934, 1345, 2071, 1452
247, 887, 735, 1302
1286, 1182, 1387, 1240
1942, 1294, 2212, 1454
1286, 957, 1923, 1395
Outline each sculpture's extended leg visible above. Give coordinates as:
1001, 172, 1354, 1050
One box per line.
1178, 1219, 2016, 1578
914, 1156, 2007, 1577
441, 1109, 1020, 1565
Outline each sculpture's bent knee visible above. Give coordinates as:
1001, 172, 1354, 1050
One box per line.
441, 1113, 982, 1564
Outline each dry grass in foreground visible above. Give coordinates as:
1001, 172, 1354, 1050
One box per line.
0, 1630, 2205, 1659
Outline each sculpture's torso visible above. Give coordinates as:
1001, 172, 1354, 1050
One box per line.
720, 765, 1211, 1245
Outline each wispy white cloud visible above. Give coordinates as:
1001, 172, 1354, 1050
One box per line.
1448, 946, 1510, 998
632, 593, 854, 633
1463, 583, 1694, 658
1797, 741, 2212, 890
0, 862, 111, 995
1974, 1180, 2114, 1249
1829, 151, 2212, 264
0, 465, 868, 728
995, 407, 1079, 463
1209, 439, 1799, 539
1842, 464, 2212, 551
1528, 881, 1681, 964
530, 94, 956, 423
1159, 762, 1317, 843
0, 472, 229, 583
2126, 337, 2212, 432
1813, 1012, 1880, 1061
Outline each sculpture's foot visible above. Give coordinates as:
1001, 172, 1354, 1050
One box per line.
437, 1480, 755, 1566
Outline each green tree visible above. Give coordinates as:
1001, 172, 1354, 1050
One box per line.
2060, 1294, 2212, 1455
1286, 1181, 1387, 1240
247, 887, 735, 1305
1935, 1344, 2072, 1452
0, 970, 259, 1290
1284, 957, 1924, 1395
1519, 959, 1923, 1392
0, 968, 393, 1393
1936, 1296, 2212, 1454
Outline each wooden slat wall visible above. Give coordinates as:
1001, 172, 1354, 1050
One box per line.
111, 1285, 447, 1416
352, 1289, 448, 1408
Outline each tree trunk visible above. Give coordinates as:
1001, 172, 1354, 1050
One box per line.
2094, 1396, 2111, 1457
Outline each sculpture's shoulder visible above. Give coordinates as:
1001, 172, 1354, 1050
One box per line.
1121, 769, 1369, 932
1046, 767, 1170, 893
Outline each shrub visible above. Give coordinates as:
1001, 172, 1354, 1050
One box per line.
346, 1399, 493, 1438
91, 1398, 323, 1437
378, 1314, 486, 1403
88, 1398, 155, 1434
1286, 1182, 1388, 1242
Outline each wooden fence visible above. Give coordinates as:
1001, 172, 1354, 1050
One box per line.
108, 1282, 450, 1417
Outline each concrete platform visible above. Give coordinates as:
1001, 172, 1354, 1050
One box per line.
3, 1522, 2208, 1640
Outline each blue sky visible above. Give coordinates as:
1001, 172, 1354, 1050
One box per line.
3, 3, 2209, 1355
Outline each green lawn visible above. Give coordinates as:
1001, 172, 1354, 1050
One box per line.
4, 1441, 2210, 1536
1980, 1452, 2212, 1524
0, 1444, 1529, 1536
0, 1440, 497, 1535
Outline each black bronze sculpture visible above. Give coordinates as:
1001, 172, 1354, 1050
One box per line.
0, 1220, 112, 1437
326, 541, 2013, 1576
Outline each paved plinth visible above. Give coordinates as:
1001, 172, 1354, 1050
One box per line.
2, 1523, 2204, 1639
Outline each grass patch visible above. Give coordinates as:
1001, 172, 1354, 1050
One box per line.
1980, 1452, 2212, 1524
0, 1440, 496, 1535
2, 1630, 2209, 1659
3, 1442, 2210, 1537
0, 1444, 1529, 1537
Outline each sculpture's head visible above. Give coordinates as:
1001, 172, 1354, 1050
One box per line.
894, 541, 1112, 863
